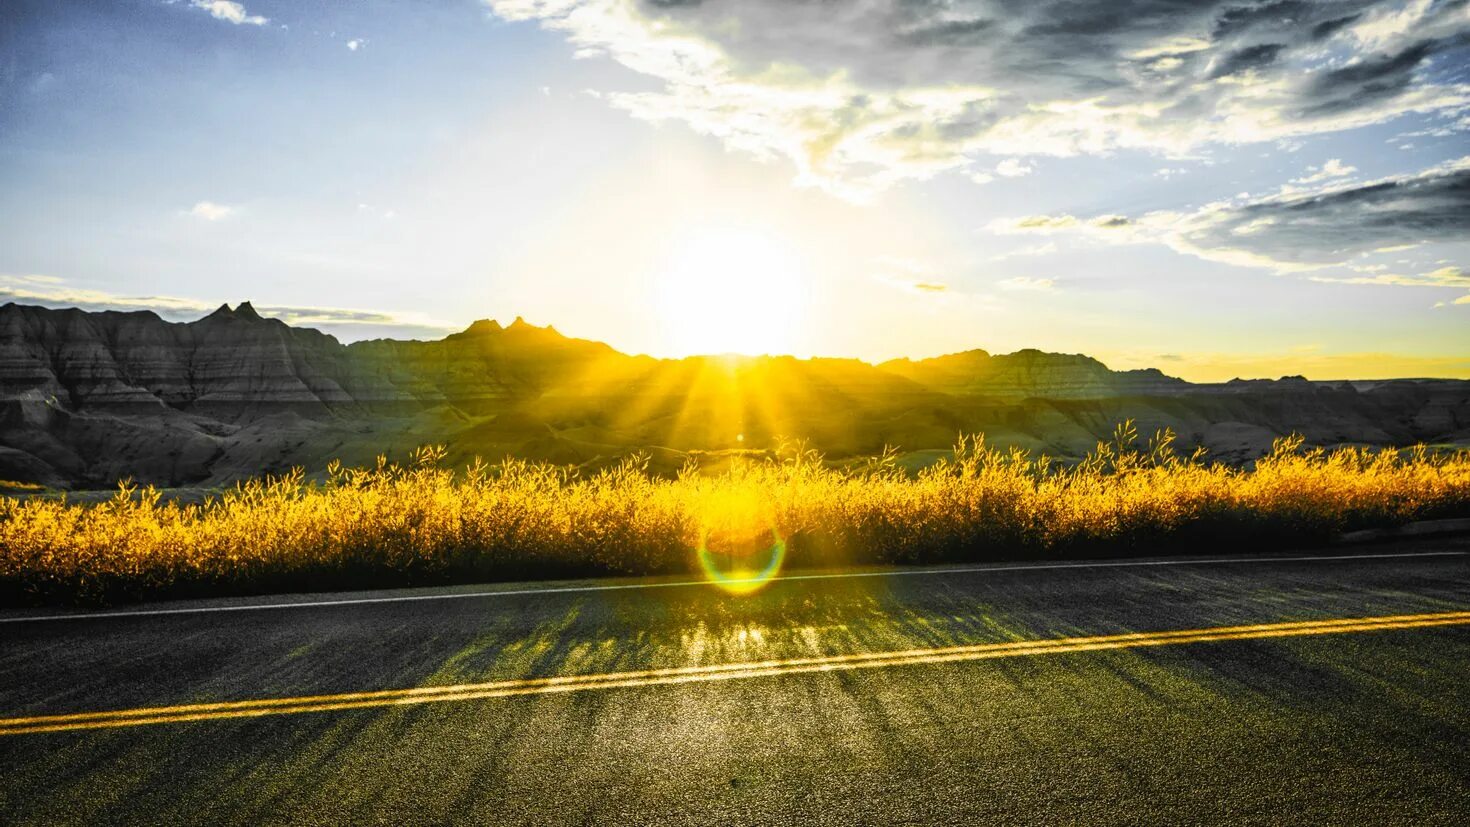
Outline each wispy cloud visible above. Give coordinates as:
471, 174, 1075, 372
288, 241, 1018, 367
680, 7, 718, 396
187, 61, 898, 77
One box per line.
356, 202, 397, 220
0, 275, 224, 315
1318, 265, 1470, 289
185, 1, 268, 26
990, 242, 1058, 262
187, 201, 234, 221
0, 275, 457, 337
876, 275, 949, 294
1001, 215, 1079, 232
486, 0, 1470, 198
873, 258, 948, 294
997, 276, 1056, 292
992, 156, 1470, 298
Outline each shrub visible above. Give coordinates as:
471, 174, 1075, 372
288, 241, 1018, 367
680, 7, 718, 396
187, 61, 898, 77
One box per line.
1, 426, 1466, 606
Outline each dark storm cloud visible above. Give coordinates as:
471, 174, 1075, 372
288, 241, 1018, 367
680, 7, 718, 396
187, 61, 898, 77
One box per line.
494, 0, 1470, 192
1181, 160, 1470, 265
1303, 38, 1444, 115
1000, 158, 1470, 272
610, 0, 1413, 93
1311, 14, 1362, 40
1209, 43, 1286, 78
897, 17, 996, 47
1211, 1, 1311, 39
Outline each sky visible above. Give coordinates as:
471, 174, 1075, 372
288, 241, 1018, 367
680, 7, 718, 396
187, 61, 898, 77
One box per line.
1, 0, 1468, 381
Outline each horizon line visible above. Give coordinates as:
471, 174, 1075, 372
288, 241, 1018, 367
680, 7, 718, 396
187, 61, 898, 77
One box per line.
1, 299, 1465, 385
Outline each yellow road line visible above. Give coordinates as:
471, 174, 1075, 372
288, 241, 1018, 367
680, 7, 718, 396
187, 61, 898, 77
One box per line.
3, 610, 1467, 736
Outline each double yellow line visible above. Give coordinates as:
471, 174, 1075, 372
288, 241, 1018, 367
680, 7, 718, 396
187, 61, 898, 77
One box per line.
4, 610, 1468, 736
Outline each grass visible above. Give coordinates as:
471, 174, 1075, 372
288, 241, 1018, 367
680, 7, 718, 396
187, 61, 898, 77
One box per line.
2, 423, 1468, 606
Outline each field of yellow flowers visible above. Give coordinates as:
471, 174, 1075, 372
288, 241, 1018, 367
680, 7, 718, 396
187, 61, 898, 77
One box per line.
2, 424, 1467, 606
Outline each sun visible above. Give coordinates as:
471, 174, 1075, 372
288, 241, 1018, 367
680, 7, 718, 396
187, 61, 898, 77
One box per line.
655, 228, 809, 356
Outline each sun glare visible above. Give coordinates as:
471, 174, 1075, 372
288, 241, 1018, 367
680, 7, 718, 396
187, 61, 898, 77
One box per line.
655, 229, 809, 356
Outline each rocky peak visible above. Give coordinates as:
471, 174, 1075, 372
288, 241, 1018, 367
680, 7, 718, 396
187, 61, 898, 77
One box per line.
201, 302, 265, 324
462, 319, 504, 337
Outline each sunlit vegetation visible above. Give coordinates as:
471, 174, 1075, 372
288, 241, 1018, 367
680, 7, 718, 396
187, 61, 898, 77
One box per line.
2, 423, 1467, 606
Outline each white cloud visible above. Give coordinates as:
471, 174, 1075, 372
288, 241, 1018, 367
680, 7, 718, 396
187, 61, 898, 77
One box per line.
1348, 0, 1438, 50
485, 0, 1470, 198
995, 158, 1034, 178
1292, 158, 1357, 184
188, 1, 268, 26
187, 201, 234, 221
346, 39, 364, 51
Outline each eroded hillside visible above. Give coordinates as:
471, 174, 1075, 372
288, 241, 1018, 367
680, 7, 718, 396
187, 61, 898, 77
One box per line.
1, 302, 1466, 489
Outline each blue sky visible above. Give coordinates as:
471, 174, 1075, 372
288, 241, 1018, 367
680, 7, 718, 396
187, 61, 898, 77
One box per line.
1, 0, 1468, 380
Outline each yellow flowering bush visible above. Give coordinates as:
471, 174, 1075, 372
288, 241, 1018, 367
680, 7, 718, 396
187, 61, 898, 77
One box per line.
2, 425, 1466, 605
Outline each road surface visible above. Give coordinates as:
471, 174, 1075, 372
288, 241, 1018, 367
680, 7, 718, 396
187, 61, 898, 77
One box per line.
3, 538, 1470, 825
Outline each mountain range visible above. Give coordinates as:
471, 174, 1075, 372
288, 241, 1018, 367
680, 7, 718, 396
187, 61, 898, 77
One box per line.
1, 301, 1466, 490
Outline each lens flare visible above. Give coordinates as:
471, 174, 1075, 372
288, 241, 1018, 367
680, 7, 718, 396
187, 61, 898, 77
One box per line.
691, 486, 787, 594
696, 525, 786, 595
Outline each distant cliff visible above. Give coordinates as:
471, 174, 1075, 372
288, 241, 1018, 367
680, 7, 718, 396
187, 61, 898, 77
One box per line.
0, 302, 618, 414
879, 349, 1188, 399
0, 302, 1466, 489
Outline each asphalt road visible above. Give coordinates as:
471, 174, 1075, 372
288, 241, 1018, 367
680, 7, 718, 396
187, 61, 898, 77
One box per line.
3, 539, 1470, 825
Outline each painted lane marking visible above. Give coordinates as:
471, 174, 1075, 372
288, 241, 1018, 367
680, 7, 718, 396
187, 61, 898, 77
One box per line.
3, 609, 1467, 735
2, 550, 1463, 625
